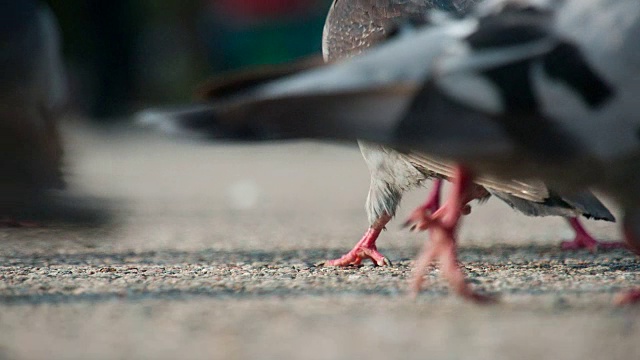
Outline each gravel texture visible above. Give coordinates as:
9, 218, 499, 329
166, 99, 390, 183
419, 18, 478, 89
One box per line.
0, 122, 639, 360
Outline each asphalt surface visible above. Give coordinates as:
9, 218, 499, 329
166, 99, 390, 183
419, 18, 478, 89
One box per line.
0, 122, 639, 360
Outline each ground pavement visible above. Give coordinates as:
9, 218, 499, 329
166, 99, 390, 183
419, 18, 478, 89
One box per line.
0, 121, 638, 360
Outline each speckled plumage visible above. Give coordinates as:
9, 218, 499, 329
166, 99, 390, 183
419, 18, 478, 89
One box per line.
323, 0, 475, 62
322, 0, 614, 225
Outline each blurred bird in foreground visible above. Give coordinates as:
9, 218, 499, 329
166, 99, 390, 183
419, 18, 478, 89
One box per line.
0, 1, 108, 226
139, 0, 640, 303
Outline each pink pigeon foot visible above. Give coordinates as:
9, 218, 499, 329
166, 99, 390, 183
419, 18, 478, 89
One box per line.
405, 166, 494, 303
614, 289, 640, 305
323, 214, 393, 266
403, 179, 485, 231
561, 217, 627, 252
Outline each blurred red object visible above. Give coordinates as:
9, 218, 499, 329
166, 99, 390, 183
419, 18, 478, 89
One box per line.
212, 0, 318, 20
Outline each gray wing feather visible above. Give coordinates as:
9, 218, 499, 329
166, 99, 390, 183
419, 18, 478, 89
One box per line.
490, 190, 615, 221
403, 152, 550, 202
560, 192, 616, 221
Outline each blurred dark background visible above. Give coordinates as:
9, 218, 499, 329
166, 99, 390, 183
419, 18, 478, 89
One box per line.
46, 0, 332, 120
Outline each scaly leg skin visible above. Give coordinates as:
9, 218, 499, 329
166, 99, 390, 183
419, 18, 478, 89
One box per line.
561, 217, 627, 252
406, 166, 494, 303
422, 179, 443, 215
323, 214, 393, 267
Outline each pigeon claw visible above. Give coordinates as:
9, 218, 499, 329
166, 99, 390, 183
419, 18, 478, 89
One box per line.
323, 246, 392, 267
322, 217, 393, 267
402, 195, 472, 233
562, 218, 627, 252
560, 238, 591, 251
560, 237, 627, 252
402, 182, 443, 231
402, 206, 440, 232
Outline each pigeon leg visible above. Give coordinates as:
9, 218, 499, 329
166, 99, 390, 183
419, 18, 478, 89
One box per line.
323, 214, 393, 266
403, 183, 444, 231
422, 179, 443, 215
407, 166, 494, 303
403, 179, 484, 231
561, 217, 627, 252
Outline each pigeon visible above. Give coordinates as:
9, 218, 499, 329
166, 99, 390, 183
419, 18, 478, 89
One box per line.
320, 0, 621, 267
0, 1, 108, 226
138, 0, 640, 302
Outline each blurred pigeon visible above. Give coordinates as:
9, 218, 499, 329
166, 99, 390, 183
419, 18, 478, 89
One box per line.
138, 0, 640, 302
138, 54, 325, 141
196, 55, 326, 100
0, 1, 108, 226
320, 0, 619, 268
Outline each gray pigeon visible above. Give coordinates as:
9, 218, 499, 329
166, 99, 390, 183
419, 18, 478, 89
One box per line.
0, 1, 105, 226
0, 1, 68, 224
138, 0, 640, 303
320, 0, 621, 268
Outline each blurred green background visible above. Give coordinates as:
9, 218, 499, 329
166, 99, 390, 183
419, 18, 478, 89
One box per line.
46, 0, 332, 119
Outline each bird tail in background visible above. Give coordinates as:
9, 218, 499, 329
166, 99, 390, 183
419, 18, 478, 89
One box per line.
137, 54, 335, 142
195, 54, 325, 101
136, 83, 417, 143
136, 105, 234, 140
